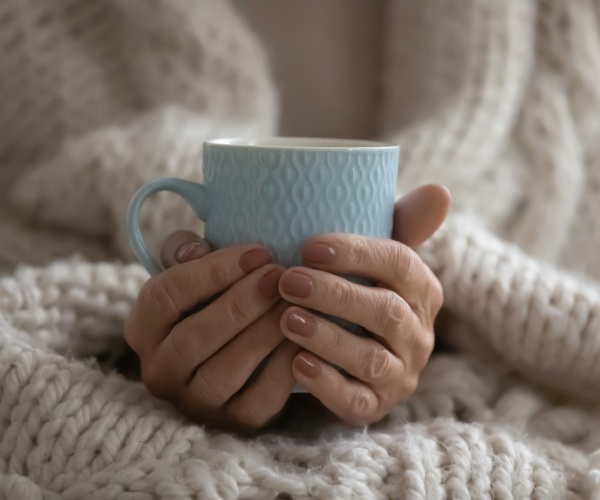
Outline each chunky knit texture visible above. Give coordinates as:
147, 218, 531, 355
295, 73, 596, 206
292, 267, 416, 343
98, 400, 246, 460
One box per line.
1, 0, 600, 498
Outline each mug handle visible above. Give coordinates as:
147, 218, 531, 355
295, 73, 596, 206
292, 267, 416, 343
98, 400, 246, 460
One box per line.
127, 177, 209, 275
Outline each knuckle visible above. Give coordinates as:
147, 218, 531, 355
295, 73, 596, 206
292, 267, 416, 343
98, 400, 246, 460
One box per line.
193, 369, 232, 408
325, 326, 344, 353
361, 346, 393, 383
247, 321, 284, 350
206, 262, 231, 289
345, 235, 371, 268
224, 292, 254, 325
380, 291, 409, 338
429, 275, 445, 316
414, 273, 444, 323
331, 279, 355, 312
168, 323, 204, 361
402, 375, 419, 400
405, 329, 434, 374
391, 243, 416, 279
420, 330, 435, 361
139, 277, 180, 323
141, 361, 172, 400
346, 387, 373, 423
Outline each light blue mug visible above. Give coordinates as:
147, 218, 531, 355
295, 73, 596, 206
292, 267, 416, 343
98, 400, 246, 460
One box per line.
127, 137, 399, 393
127, 137, 399, 275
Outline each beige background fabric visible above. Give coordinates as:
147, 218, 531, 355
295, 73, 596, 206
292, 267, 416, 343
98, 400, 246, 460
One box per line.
237, 0, 384, 139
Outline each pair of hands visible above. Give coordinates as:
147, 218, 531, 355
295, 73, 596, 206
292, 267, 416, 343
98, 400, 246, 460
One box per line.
124, 185, 450, 433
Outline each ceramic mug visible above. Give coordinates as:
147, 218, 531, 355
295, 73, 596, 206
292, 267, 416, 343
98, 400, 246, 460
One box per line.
127, 137, 399, 393
127, 137, 400, 275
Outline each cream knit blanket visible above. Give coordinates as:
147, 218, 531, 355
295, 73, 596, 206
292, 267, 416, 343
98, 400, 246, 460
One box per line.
1, 1, 600, 498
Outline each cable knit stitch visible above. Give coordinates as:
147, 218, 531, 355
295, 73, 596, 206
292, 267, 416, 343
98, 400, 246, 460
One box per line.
1, 0, 600, 498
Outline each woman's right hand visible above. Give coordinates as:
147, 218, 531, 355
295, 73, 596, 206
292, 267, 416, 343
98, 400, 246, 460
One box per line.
124, 231, 299, 433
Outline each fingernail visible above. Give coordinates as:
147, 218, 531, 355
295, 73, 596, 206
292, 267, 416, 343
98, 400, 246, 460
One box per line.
239, 248, 272, 274
280, 271, 313, 298
295, 353, 321, 378
287, 311, 317, 337
257, 268, 283, 299
176, 242, 206, 262
303, 242, 336, 264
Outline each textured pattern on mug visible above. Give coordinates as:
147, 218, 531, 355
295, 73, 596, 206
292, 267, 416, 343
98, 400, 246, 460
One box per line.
204, 146, 399, 267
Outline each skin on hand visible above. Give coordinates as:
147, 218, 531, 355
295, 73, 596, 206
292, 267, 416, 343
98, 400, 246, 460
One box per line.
276, 184, 450, 425
124, 230, 300, 433
125, 184, 450, 430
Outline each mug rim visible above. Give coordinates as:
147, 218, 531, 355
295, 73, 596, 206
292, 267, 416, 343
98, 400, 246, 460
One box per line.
205, 136, 399, 151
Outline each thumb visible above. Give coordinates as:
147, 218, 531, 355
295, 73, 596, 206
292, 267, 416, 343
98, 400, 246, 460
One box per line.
159, 230, 212, 269
392, 184, 450, 247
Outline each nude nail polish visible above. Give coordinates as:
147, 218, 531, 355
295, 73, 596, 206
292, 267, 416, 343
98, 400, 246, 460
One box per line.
257, 268, 283, 299
176, 242, 206, 262
287, 311, 317, 336
280, 271, 313, 297
239, 248, 272, 274
295, 353, 321, 378
303, 242, 336, 264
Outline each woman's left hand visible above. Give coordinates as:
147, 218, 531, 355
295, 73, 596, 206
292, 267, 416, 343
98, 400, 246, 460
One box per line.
278, 184, 450, 425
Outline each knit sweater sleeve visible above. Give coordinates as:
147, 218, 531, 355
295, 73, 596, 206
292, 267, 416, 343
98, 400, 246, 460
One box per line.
419, 214, 600, 400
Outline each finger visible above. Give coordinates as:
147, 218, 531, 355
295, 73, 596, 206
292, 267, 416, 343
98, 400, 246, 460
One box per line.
187, 301, 288, 407
393, 184, 450, 247
291, 352, 382, 426
279, 266, 421, 348
279, 268, 434, 366
156, 264, 284, 383
159, 230, 212, 268
226, 340, 300, 432
125, 244, 272, 355
302, 235, 443, 314
280, 306, 404, 385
